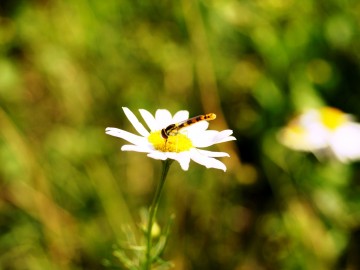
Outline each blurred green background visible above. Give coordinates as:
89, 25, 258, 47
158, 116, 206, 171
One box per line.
1, 0, 360, 269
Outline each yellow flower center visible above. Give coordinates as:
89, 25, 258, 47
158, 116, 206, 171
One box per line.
319, 107, 347, 130
148, 131, 193, 152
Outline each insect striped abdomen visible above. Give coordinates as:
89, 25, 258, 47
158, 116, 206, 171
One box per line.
161, 113, 216, 139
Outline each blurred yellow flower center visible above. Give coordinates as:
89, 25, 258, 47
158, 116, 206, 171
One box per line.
148, 131, 193, 152
320, 107, 347, 130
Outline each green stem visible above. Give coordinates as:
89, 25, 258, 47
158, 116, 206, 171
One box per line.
144, 159, 172, 270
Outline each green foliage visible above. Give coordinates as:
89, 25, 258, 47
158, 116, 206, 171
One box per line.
1, 0, 360, 269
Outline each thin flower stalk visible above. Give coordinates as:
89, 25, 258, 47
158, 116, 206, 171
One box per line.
145, 160, 172, 270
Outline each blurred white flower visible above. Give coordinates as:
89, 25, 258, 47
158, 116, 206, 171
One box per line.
278, 107, 360, 162
106, 107, 236, 171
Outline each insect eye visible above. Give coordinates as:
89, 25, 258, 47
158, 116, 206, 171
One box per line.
161, 129, 168, 139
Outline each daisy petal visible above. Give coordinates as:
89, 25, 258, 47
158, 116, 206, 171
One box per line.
214, 130, 237, 143
155, 109, 173, 128
185, 121, 209, 134
190, 149, 227, 171
122, 107, 149, 137
215, 129, 233, 138
105, 127, 148, 146
172, 110, 189, 123
147, 151, 167, 160
166, 152, 191, 171
330, 123, 360, 162
139, 109, 157, 131
197, 149, 230, 157
190, 130, 221, 147
218, 136, 237, 143
278, 124, 328, 152
121, 144, 153, 153
177, 154, 191, 171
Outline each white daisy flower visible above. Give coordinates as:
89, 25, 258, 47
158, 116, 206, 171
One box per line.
106, 107, 236, 171
278, 107, 360, 163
